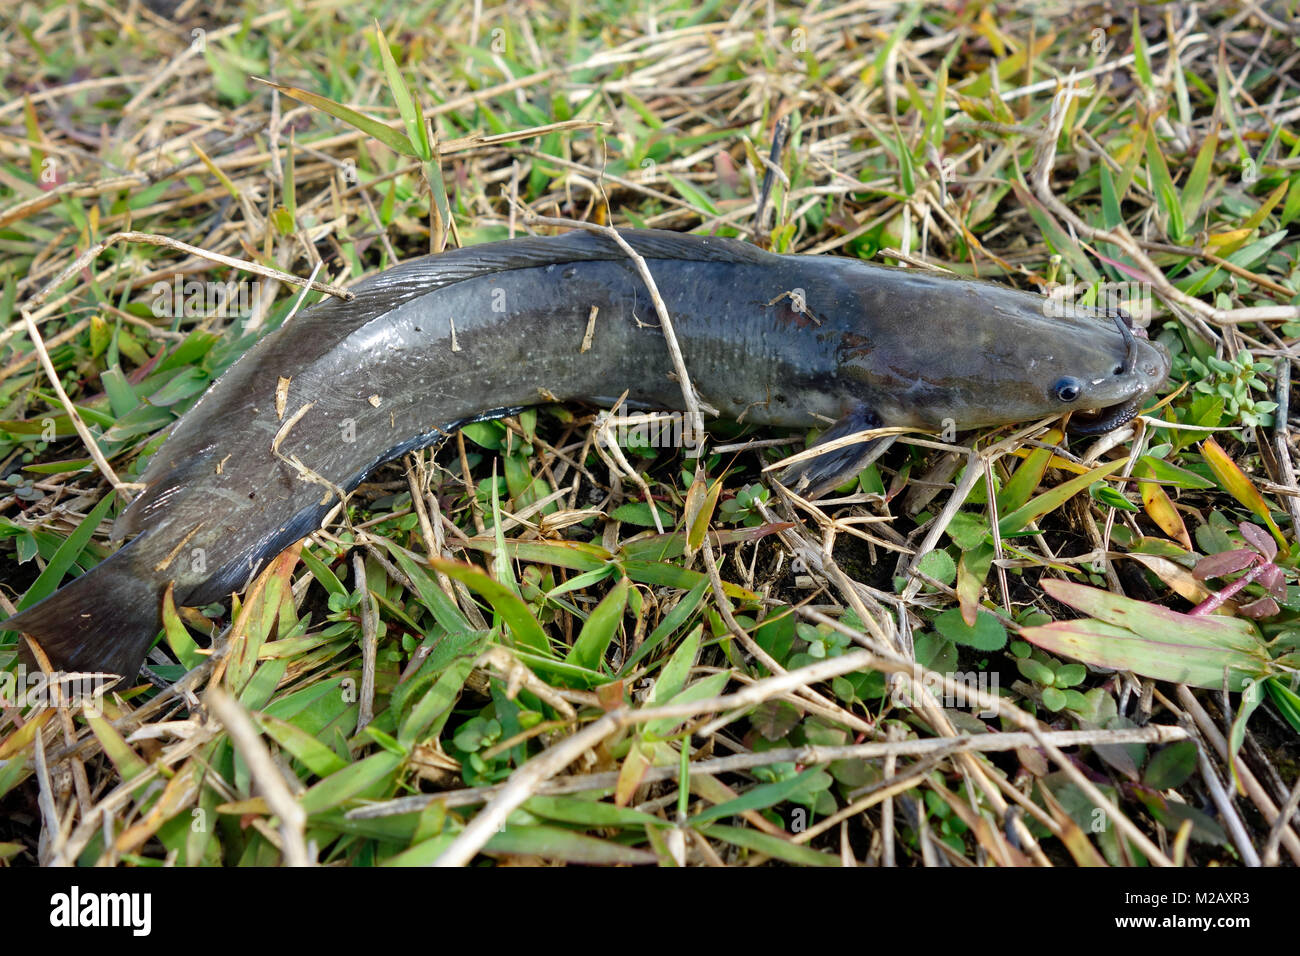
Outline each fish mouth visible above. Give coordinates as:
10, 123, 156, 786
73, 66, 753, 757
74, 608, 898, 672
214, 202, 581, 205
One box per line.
1066, 310, 1152, 437
1067, 394, 1143, 435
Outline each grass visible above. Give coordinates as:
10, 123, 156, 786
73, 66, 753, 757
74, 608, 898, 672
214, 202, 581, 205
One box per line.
1, 0, 1299, 867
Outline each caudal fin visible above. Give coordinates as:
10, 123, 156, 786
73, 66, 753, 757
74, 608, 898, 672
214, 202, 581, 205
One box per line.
3, 541, 162, 679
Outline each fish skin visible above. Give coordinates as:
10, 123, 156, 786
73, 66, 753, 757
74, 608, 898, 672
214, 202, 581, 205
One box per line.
3, 229, 1169, 677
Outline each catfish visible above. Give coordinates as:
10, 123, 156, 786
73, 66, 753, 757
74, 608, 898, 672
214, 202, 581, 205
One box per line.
3, 229, 1169, 677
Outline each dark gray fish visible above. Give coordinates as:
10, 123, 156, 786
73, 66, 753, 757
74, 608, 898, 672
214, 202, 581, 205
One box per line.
3, 229, 1169, 677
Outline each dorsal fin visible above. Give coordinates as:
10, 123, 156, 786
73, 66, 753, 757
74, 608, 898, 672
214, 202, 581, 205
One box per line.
306, 228, 770, 343
365, 227, 772, 296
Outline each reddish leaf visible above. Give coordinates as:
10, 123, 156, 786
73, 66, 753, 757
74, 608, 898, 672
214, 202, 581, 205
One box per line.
1238, 522, 1276, 562
1039, 578, 1263, 651
1258, 564, 1287, 601
1238, 597, 1279, 620
1193, 549, 1259, 581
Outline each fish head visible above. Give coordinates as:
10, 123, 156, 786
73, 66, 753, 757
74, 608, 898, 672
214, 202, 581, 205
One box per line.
1052, 310, 1172, 434
836, 269, 1171, 435
943, 304, 1171, 434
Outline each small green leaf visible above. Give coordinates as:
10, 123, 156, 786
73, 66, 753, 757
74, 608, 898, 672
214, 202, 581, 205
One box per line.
373, 22, 431, 161
1181, 126, 1219, 226
1090, 480, 1139, 512
916, 549, 957, 587
300, 751, 403, 815
645, 670, 730, 738
565, 576, 629, 670
85, 708, 147, 783
255, 713, 349, 778
1054, 663, 1087, 688
934, 608, 1007, 651
611, 501, 675, 527
1142, 741, 1198, 791
650, 624, 700, 706
622, 578, 708, 675
1131, 15, 1152, 89
484, 825, 656, 865
945, 511, 989, 551
692, 768, 831, 823
1018, 658, 1056, 685
1041, 686, 1067, 711
997, 428, 1065, 514
400, 650, 483, 746
524, 795, 665, 829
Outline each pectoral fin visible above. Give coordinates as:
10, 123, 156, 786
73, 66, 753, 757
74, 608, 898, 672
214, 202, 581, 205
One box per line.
778, 404, 895, 499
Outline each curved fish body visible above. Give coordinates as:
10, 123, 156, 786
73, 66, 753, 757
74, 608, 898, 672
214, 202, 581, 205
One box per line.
3, 229, 1169, 677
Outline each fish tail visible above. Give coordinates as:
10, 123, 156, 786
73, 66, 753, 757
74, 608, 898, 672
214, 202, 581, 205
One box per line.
3, 541, 162, 680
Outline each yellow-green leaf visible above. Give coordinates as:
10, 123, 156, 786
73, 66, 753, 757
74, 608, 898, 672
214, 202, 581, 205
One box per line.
251, 77, 414, 157
1135, 460, 1191, 549
428, 555, 551, 656
85, 706, 148, 782
998, 428, 1064, 513
1040, 578, 1263, 652
685, 477, 723, 557
1020, 618, 1270, 691
999, 458, 1128, 536
1201, 438, 1285, 548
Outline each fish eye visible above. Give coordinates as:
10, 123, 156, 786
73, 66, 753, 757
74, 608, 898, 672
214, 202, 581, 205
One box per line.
1053, 377, 1083, 403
